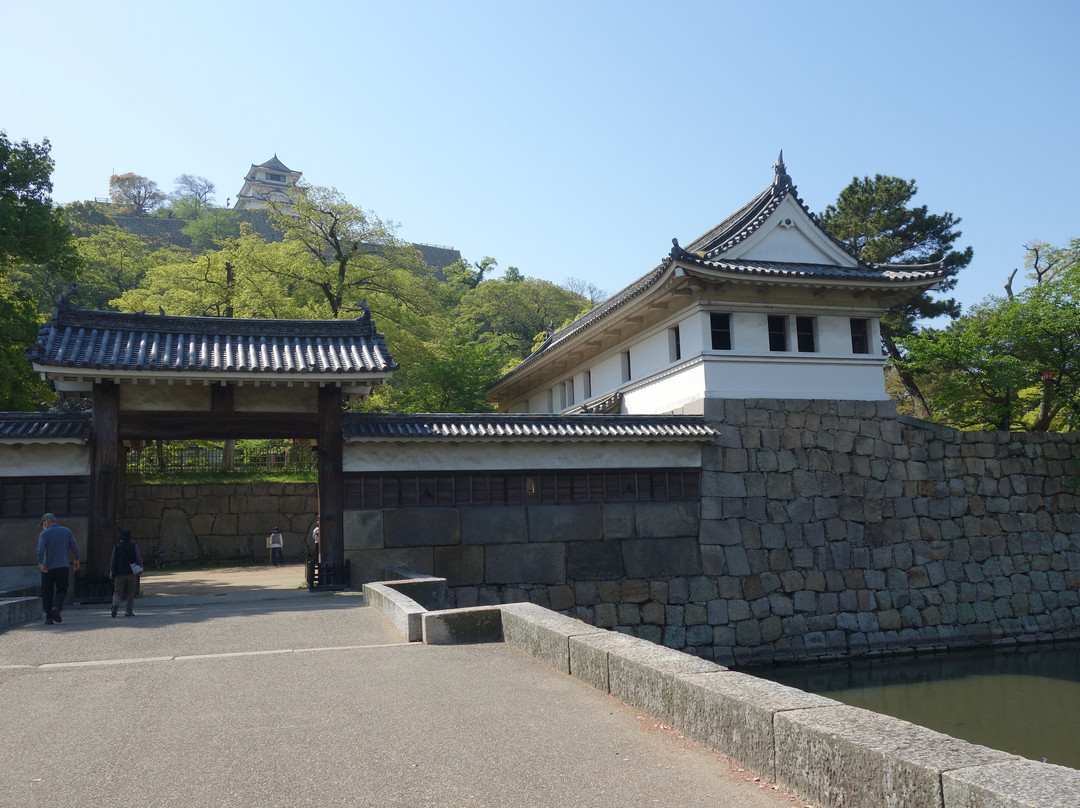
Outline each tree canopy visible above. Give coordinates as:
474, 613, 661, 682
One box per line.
820, 175, 973, 417
899, 239, 1080, 431
108, 172, 166, 215
0, 132, 79, 409
0, 132, 78, 275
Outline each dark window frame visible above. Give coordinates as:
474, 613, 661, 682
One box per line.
850, 318, 870, 354
795, 316, 816, 353
767, 315, 788, 352
710, 312, 732, 350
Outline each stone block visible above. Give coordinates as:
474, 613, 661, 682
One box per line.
775, 705, 1014, 808
602, 503, 636, 539
501, 601, 605, 672
384, 508, 460, 547
527, 503, 602, 542
567, 540, 624, 580
622, 537, 701, 578
422, 606, 503, 644
346, 547, 434, 585
585, 632, 723, 725
942, 759, 1080, 808
343, 510, 383, 550
484, 542, 565, 584
460, 505, 526, 545
635, 501, 699, 538
433, 545, 484, 585
672, 670, 839, 781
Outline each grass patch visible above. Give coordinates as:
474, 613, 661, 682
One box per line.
129, 470, 317, 485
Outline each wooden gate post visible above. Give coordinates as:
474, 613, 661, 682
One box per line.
317, 385, 344, 568
88, 381, 123, 585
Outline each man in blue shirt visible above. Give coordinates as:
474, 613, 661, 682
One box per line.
37, 513, 80, 625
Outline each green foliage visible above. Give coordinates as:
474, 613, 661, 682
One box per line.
0, 131, 79, 277
899, 241, 1080, 431
456, 271, 594, 363
820, 174, 973, 417
181, 208, 241, 250
0, 280, 52, 409
63, 200, 115, 237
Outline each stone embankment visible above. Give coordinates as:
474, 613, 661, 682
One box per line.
437, 400, 1080, 665
366, 577, 1080, 808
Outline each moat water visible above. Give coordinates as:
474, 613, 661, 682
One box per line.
758, 640, 1080, 770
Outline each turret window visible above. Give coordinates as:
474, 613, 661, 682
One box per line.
795, 316, 816, 352
767, 316, 788, 352
850, 318, 870, 354
710, 313, 731, 350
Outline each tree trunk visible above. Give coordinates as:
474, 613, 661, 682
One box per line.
881, 332, 933, 419
222, 439, 236, 471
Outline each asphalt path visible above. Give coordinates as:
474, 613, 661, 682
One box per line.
2, 565, 811, 808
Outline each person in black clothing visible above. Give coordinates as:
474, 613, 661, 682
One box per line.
109, 529, 143, 618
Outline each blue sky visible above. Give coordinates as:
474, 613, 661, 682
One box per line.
3, 0, 1078, 316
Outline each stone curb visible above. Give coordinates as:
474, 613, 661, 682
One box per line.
0, 596, 39, 633
362, 582, 429, 642
366, 582, 1079, 808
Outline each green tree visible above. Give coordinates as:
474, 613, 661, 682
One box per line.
820, 175, 972, 417
899, 240, 1080, 431
264, 183, 435, 321
0, 131, 78, 409
181, 208, 241, 250
75, 226, 173, 310
0, 132, 79, 275
457, 272, 594, 363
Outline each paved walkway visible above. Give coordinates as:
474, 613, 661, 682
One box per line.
2, 566, 810, 807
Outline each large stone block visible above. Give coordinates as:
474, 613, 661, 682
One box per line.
460, 505, 527, 545
384, 508, 460, 548
343, 510, 383, 550
484, 542, 566, 585
634, 501, 699, 539
567, 540, 624, 580
501, 601, 605, 672
604, 637, 723, 726
433, 545, 484, 585
775, 705, 1014, 808
421, 606, 503, 644
527, 503, 602, 542
672, 671, 839, 781
346, 547, 433, 585
622, 537, 701, 578
942, 757, 1080, 808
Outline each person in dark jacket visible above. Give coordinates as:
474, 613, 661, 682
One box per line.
109, 528, 143, 618
37, 513, 80, 625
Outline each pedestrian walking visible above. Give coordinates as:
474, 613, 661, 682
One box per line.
311, 521, 320, 560
37, 513, 80, 625
109, 528, 144, 617
268, 526, 284, 566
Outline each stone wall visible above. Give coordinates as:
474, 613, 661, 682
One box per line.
589, 399, 1078, 665
124, 482, 318, 563
357, 399, 1080, 667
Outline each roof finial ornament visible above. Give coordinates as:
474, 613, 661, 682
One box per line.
772, 150, 792, 189
669, 238, 695, 261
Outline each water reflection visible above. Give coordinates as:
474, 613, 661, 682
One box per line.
757, 641, 1080, 770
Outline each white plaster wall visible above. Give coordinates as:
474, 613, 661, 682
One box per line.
343, 440, 703, 472
623, 363, 708, 415
632, 330, 671, 381
0, 443, 91, 476
701, 356, 887, 400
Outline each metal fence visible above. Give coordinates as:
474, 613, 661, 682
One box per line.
127, 441, 316, 476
